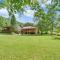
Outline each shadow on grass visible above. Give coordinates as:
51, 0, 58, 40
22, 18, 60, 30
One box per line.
0, 32, 12, 35
20, 34, 51, 36
0, 32, 56, 37
54, 36, 60, 40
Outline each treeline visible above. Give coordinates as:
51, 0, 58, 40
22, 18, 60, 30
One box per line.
0, 0, 60, 35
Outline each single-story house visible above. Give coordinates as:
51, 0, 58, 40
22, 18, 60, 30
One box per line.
2, 26, 37, 34
21, 26, 37, 34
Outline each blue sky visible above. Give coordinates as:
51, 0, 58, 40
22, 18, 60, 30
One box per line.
0, 8, 9, 18
0, 0, 36, 23
0, 6, 35, 23
15, 10, 35, 23
15, 6, 35, 23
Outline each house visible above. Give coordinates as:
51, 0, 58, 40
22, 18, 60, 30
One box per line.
2, 26, 37, 34
2, 27, 11, 33
21, 26, 37, 34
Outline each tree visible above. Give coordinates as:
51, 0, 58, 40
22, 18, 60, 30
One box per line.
0, 16, 3, 27
34, 0, 60, 35
0, 16, 5, 32
34, 7, 49, 34
10, 14, 16, 32
46, 0, 60, 34
55, 14, 60, 34
23, 22, 34, 27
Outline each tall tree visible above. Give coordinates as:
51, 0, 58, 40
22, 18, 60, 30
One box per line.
34, 8, 47, 34
34, 0, 60, 34
10, 14, 16, 32
55, 14, 60, 34
46, 0, 60, 34
0, 16, 3, 27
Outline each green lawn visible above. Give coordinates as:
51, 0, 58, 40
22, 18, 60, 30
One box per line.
0, 35, 60, 60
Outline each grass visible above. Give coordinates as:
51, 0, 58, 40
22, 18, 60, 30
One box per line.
0, 35, 60, 60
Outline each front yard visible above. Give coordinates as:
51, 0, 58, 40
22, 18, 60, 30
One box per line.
0, 35, 60, 60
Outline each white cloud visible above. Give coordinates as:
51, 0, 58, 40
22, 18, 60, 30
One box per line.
46, 0, 51, 4
24, 10, 34, 18
0, 8, 34, 23
0, 8, 9, 18
0, 8, 34, 18
38, 0, 51, 5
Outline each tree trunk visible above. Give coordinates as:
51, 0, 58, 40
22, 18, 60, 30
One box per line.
50, 20, 54, 35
